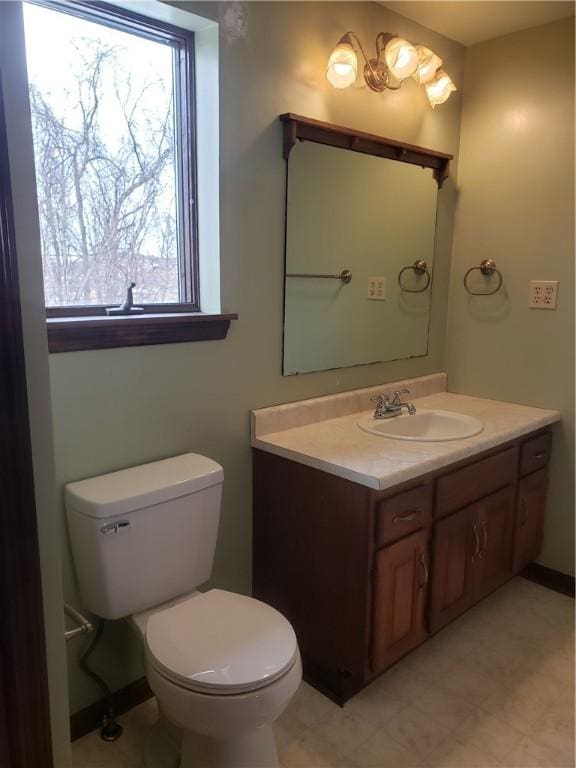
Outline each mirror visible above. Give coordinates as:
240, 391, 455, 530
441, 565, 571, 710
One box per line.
282, 116, 448, 376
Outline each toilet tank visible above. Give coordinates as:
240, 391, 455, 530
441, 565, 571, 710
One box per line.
66, 454, 223, 620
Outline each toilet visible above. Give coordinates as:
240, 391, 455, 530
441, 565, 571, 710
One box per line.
65, 454, 302, 768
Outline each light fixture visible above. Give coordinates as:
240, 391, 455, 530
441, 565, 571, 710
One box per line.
326, 36, 358, 89
326, 31, 456, 107
413, 45, 443, 85
384, 37, 418, 82
425, 69, 457, 108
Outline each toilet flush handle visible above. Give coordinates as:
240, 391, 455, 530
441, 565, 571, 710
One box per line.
100, 520, 131, 535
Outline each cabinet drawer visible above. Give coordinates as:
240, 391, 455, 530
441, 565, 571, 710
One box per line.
520, 432, 552, 476
376, 485, 432, 547
436, 446, 518, 519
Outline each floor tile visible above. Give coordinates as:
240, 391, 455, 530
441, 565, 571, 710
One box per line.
526, 704, 576, 761
348, 730, 427, 767
411, 685, 476, 733
343, 677, 407, 727
382, 704, 453, 758
313, 709, 378, 755
433, 657, 501, 707
481, 655, 574, 733
454, 706, 524, 763
71, 728, 137, 767
504, 733, 573, 768
377, 661, 444, 706
278, 729, 350, 768
286, 682, 341, 729
528, 647, 576, 690
423, 622, 488, 663
428, 737, 504, 768
274, 709, 308, 752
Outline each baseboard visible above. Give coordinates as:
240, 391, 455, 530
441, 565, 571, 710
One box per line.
70, 676, 153, 742
521, 562, 575, 598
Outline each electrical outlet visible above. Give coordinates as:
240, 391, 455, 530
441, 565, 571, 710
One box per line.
529, 280, 558, 309
367, 276, 386, 300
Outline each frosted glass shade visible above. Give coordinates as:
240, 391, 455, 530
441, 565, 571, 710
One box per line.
326, 42, 358, 89
413, 45, 443, 85
425, 69, 457, 107
384, 37, 418, 81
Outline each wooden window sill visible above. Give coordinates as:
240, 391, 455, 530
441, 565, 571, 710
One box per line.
47, 312, 237, 353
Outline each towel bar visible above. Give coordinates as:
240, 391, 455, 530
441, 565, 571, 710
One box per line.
286, 269, 352, 284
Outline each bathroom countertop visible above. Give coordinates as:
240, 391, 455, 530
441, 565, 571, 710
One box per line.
251, 392, 560, 491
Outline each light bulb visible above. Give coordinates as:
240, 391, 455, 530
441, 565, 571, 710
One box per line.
326, 41, 358, 89
384, 37, 418, 81
413, 45, 443, 85
425, 69, 457, 107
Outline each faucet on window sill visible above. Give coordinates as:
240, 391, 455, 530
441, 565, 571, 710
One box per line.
371, 389, 417, 420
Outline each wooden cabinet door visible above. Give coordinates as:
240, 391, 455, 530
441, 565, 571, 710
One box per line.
513, 469, 548, 572
370, 530, 428, 674
429, 506, 475, 633
473, 485, 515, 602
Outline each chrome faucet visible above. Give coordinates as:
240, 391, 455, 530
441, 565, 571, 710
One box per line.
371, 389, 417, 420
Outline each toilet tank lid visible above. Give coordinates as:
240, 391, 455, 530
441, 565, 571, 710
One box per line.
65, 454, 223, 519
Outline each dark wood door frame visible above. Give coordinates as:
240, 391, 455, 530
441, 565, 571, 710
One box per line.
0, 73, 54, 767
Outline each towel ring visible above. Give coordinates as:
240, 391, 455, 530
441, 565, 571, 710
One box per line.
398, 260, 431, 293
463, 259, 503, 295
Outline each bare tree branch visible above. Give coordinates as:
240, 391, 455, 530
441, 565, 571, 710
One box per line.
29, 34, 178, 305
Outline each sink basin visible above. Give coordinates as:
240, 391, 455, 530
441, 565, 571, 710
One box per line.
358, 409, 483, 442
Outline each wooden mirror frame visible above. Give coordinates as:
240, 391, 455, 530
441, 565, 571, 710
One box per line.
280, 113, 452, 188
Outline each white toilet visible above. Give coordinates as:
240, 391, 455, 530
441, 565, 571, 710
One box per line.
66, 454, 302, 768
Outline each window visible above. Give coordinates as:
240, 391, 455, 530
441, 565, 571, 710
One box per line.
22, 1, 233, 351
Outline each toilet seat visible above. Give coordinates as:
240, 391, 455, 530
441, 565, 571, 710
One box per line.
145, 589, 298, 695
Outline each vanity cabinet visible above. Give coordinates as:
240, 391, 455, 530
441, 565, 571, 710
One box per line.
428, 504, 475, 632
253, 427, 552, 704
370, 530, 428, 674
429, 485, 515, 632
473, 485, 516, 600
514, 468, 548, 572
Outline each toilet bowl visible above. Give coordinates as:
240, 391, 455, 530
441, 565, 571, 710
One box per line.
65, 453, 302, 768
132, 589, 301, 767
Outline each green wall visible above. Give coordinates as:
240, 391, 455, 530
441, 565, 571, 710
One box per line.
49, 1, 465, 713
445, 18, 575, 575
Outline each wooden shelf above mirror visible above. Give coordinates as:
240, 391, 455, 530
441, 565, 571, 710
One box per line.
280, 113, 452, 188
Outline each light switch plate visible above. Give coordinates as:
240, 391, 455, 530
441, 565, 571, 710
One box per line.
368, 276, 386, 300
529, 280, 558, 309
